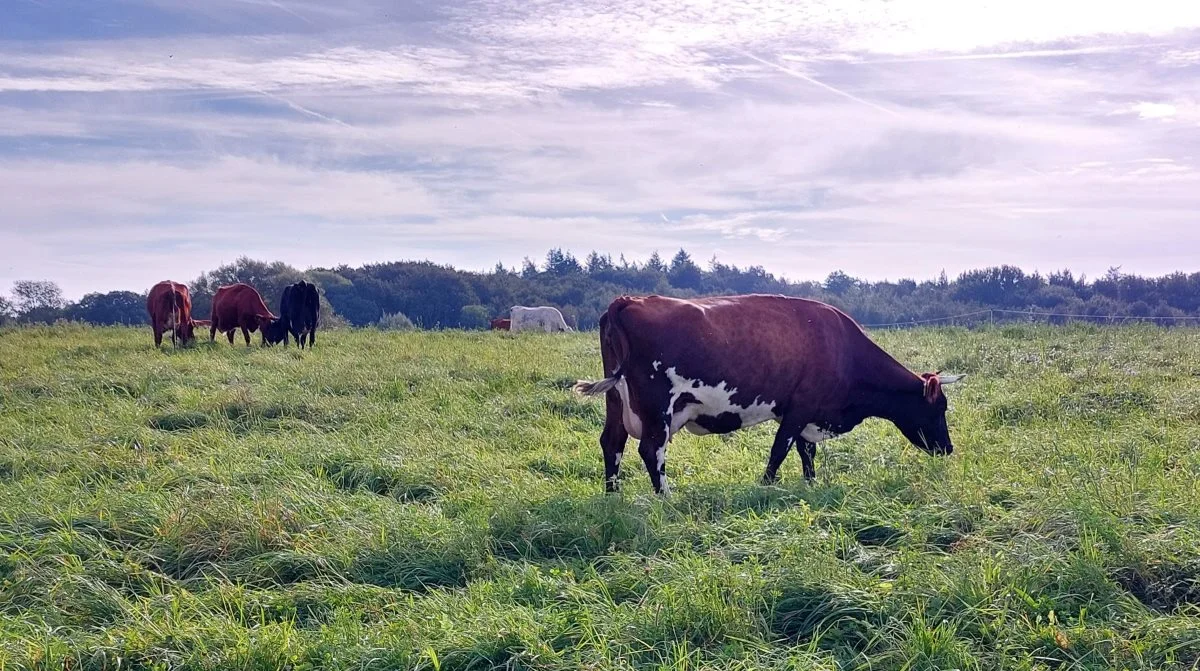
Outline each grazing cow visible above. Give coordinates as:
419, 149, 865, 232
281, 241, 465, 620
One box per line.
284, 280, 319, 348
510, 305, 571, 332
209, 283, 276, 347
490, 318, 511, 330
573, 294, 965, 495
146, 280, 195, 348
263, 281, 319, 348
263, 285, 293, 347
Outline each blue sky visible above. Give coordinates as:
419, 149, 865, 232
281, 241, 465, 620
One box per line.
2, 0, 1199, 298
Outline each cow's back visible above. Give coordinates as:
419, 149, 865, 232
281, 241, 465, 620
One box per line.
211, 283, 272, 329
302, 282, 319, 323
147, 280, 190, 323
611, 294, 863, 404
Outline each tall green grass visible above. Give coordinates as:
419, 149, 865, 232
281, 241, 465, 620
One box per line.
1, 323, 1198, 670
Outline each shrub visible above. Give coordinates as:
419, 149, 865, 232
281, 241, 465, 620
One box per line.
377, 312, 416, 331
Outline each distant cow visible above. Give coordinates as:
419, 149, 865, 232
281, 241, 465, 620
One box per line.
146, 280, 195, 348
209, 283, 276, 346
282, 280, 319, 348
490, 318, 511, 330
264, 281, 319, 348
510, 305, 571, 333
574, 294, 965, 495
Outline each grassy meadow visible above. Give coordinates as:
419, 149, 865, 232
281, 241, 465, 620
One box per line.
1, 323, 1199, 670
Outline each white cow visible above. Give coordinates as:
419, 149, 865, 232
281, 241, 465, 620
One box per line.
510, 305, 572, 332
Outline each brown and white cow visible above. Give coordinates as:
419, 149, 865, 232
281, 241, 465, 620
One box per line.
209, 283, 277, 347
574, 294, 965, 494
146, 280, 195, 348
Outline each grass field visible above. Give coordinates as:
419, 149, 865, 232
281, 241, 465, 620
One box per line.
2, 323, 1199, 670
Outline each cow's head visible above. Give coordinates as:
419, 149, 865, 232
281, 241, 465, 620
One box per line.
263, 318, 288, 345
893, 372, 966, 455
174, 319, 196, 345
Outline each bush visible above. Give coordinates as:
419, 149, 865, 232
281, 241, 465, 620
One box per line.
459, 305, 491, 330
377, 312, 416, 331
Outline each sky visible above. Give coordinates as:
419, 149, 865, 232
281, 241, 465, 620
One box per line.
1, 0, 1199, 299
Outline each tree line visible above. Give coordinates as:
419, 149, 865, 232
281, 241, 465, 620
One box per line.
3, 249, 1200, 330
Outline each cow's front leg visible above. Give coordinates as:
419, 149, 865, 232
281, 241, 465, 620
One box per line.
762, 423, 798, 485
637, 415, 671, 495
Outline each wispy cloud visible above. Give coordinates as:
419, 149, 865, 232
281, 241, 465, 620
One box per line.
1, 0, 1199, 297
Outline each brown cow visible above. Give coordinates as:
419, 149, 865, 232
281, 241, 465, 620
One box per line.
209, 283, 277, 347
490, 318, 511, 330
574, 294, 965, 495
146, 280, 195, 348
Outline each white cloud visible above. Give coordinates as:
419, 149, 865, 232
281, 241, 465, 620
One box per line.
1132, 101, 1178, 119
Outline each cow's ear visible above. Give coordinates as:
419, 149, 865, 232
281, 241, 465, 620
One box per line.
937, 373, 967, 385
923, 375, 941, 404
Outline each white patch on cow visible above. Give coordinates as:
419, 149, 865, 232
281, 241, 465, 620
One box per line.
655, 443, 666, 473
661, 367, 778, 436
800, 423, 839, 443
614, 451, 622, 466
614, 378, 643, 440
652, 360, 662, 371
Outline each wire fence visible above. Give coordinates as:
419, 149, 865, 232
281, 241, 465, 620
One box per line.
861, 308, 1200, 329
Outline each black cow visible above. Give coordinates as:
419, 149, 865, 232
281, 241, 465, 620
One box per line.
267, 281, 319, 349
264, 285, 292, 347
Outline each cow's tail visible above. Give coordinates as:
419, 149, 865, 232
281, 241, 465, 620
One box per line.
170, 284, 182, 348
573, 376, 620, 396
573, 296, 635, 397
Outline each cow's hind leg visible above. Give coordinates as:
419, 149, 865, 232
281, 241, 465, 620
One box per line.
600, 389, 629, 493
637, 413, 671, 495
226, 330, 235, 344
795, 440, 818, 482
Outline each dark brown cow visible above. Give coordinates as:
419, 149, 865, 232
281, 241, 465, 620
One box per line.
574, 294, 965, 495
490, 318, 511, 330
146, 280, 195, 348
209, 283, 277, 347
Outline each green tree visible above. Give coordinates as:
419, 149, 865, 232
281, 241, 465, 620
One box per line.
0, 294, 14, 326
459, 304, 491, 329
668, 249, 703, 290
12, 280, 65, 323
545, 248, 583, 276
645, 251, 666, 273
824, 271, 859, 296
70, 291, 147, 325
